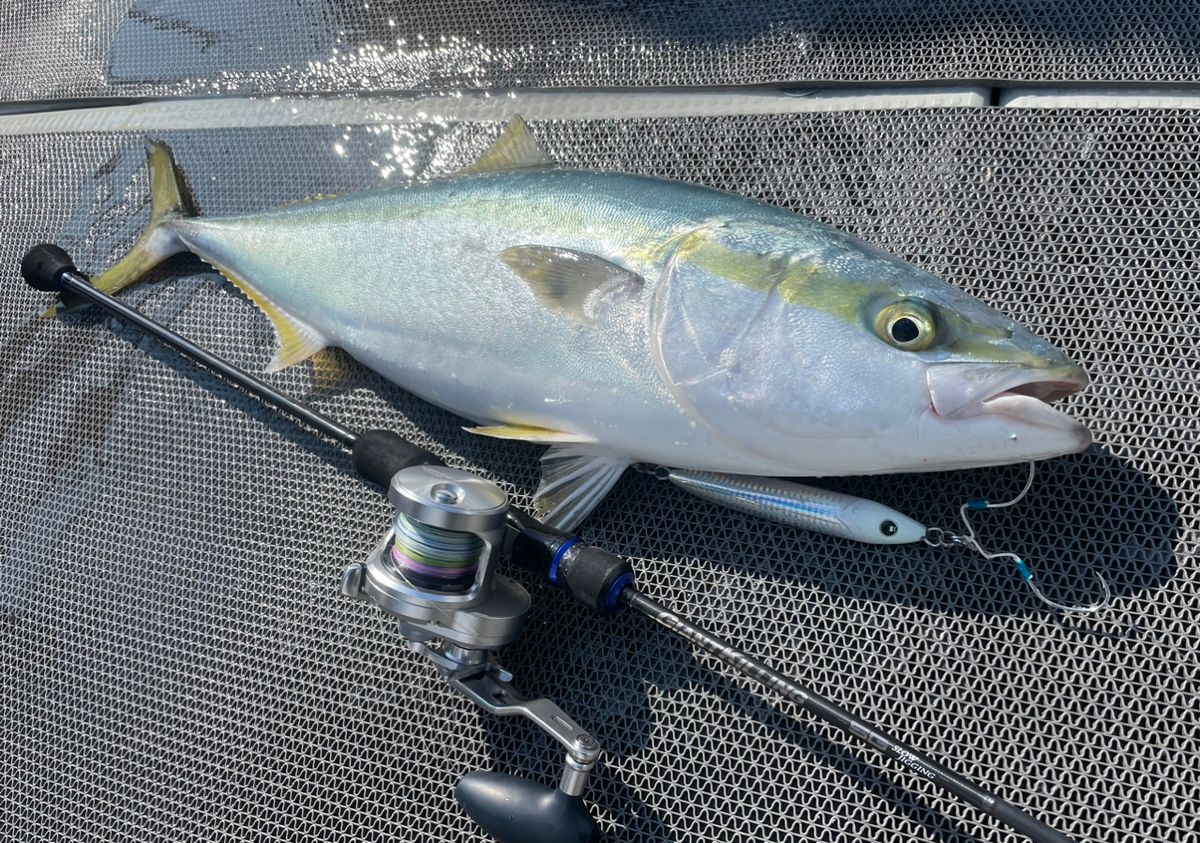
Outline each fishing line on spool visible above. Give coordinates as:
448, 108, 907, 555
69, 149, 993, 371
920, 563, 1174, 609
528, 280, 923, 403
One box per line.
924, 461, 1112, 613
390, 511, 484, 593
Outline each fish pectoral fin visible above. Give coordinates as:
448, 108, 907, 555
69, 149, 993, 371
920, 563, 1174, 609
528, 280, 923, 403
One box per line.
203, 257, 328, 372
500, 245, 644, 324
454, 115, 552, 176
464, 424, 597, 444
533, 446, 630, 531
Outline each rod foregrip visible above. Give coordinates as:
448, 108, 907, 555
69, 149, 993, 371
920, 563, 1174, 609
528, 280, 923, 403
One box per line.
506, 509, 575, 574
504, 510, 633, 614
556, 544, 635, 614
351, 429, 442, 487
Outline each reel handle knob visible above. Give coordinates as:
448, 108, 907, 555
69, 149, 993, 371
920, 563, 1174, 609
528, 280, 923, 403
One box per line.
455, 771, 600, 843
21, 243, 77, 292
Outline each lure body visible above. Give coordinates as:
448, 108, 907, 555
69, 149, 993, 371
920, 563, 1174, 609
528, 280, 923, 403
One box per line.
74, 122, 1091, 529
663, 469, 926, 544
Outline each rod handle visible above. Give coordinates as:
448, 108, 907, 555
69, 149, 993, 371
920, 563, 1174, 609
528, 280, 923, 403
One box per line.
505, 509, 634, 615
351, 428, 442, 488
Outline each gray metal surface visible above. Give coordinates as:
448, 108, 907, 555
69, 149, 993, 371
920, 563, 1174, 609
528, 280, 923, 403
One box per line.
4, 1, 1200, 102
0, 113, 1196, 843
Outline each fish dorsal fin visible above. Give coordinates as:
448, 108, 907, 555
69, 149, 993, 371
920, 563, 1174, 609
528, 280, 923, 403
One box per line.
455, 116, 551, 176
500, 245, 644, 324
533, 445, 629, 531
280, 192, 340, 208
464, 424, 597, 444
204, 257, 328, 372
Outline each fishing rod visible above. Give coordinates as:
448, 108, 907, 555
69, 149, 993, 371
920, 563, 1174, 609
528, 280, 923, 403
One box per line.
22, 243, 1076, 843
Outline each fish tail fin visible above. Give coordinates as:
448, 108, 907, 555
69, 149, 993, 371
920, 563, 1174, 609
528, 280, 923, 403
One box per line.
43, 140, 192, 318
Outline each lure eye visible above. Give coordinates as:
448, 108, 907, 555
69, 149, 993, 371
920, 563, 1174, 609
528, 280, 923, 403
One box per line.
875, 300, 937, 351
880, 520, 898, 537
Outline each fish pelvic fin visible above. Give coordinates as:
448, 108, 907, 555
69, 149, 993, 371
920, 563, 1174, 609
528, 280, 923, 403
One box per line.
462, 426, 626, 528
533, 445, 629, 531
201, 256, 327, 373
44, 140, 192, 318
453, 115, 551, 176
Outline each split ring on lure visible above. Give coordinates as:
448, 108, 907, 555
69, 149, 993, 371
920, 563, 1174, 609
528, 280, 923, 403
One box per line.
646, 463, 1111, 613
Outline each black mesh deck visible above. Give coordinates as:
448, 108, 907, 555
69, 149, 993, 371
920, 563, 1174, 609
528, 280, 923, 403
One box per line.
1, 111, 1197, 842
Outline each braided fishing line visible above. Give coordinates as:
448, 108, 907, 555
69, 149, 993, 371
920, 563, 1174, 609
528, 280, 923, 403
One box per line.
390, 511, 484, 593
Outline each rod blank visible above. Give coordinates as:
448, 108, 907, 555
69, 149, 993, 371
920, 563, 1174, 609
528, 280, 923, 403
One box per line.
621, 590, 1072, 843
58, 270, 360, 447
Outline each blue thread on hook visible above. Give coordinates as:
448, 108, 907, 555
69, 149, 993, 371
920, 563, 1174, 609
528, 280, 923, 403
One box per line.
925, 463, 1112, 614
1015, 558, 1033, 582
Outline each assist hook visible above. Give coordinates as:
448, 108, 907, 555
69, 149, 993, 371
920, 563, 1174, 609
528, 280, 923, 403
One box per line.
924, 462, 1112, 614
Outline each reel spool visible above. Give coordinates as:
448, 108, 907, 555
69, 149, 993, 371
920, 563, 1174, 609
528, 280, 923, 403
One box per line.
341, 465, 601, 843
391, 510, 484, 593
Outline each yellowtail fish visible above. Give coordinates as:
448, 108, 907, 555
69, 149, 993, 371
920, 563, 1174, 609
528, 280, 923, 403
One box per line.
49, 118, 1091, 530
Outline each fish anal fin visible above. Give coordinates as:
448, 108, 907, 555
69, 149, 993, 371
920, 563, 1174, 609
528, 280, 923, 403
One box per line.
464, 424, 597, 444
311, 347, 356, 391
204, 257, 327, 372
454, 116, 551, 176
534, 446, 629, 531
500, 245, 643, 324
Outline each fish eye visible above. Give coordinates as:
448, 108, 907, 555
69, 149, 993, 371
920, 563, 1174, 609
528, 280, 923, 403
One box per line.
875, 300, 937, 351
880, 520, 898, 537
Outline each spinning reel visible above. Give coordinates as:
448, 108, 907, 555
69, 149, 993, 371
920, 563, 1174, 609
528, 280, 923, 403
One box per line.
340, 465, 601, 843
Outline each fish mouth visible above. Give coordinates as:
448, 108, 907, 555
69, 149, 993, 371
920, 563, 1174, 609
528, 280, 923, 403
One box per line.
926, 362, 1089, 429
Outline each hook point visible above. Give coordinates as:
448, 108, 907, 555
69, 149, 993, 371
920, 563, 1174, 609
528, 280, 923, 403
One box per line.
1025, 568, 1112, 614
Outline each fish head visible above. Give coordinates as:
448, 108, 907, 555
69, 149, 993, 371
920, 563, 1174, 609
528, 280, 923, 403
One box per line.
652, 219, 1091, 474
